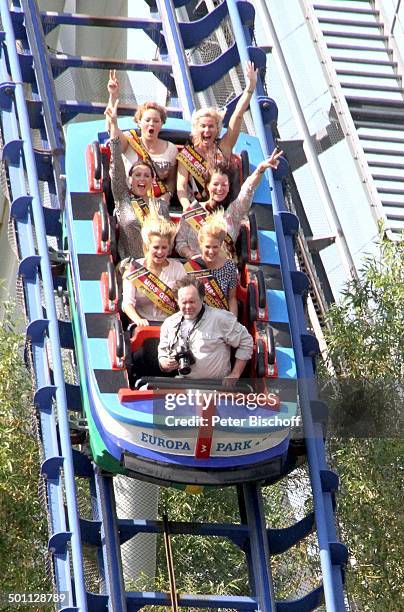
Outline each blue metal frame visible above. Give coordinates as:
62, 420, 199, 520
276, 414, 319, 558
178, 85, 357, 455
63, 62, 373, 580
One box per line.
0, 0, 347, 609
156, 0, 195, 119
0, 2, 87, 609
225, 1, 346, 609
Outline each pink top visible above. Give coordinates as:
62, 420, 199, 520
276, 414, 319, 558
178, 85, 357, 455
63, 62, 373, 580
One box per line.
122, 258, 187, 322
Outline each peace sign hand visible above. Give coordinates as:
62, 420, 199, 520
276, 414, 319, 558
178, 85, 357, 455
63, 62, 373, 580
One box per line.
107, 69, 119, 100
257, 148, 284, 172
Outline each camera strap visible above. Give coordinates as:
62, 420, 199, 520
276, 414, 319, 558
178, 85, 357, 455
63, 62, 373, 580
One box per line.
171, 305, 206, 352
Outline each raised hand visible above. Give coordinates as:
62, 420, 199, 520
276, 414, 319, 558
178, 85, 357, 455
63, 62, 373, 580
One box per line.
258, 148, 284, 172
245, 60, 258, 92
107, 69, 119, 101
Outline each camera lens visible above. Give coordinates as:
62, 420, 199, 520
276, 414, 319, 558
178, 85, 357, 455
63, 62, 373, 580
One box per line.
178, 357, 191, 376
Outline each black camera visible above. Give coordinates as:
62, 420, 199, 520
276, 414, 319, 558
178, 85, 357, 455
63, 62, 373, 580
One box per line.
174, 342, 195, 376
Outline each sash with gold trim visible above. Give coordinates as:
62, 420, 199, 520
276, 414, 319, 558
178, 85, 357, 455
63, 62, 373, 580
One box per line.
176, 143, 209, 191
184, 257, 229, 310
124, 261, 177, 316
126, 129, 168, 197
130, 197, 150, 224
183, 206, 236, 258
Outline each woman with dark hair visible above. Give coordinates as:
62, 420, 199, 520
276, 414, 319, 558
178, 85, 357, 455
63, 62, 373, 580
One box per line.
175, 149, 283, 260
106, 99, 171, 260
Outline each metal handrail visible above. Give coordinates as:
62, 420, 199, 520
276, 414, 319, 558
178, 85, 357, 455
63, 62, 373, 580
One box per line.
0, 2, 87, 609
374, 0, 404, 83
390, 0, 402, 35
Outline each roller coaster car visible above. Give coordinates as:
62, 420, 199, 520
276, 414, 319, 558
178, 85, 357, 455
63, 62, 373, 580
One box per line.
67, 118, 301, 488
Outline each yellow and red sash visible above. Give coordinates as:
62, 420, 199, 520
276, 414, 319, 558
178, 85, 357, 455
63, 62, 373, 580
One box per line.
124, 261, 177, 316
176, 143, 209, 190
130, 197, 150, 224
126, 129, 168, 198
183, 206, 236, 259
184, 257, 229, 310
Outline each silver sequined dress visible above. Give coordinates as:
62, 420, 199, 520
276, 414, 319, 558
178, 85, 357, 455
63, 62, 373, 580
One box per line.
109, 136, 170, 260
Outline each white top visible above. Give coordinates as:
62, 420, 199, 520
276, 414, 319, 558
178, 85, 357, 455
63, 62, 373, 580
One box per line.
122, 139, 178, 179
158, 305, 253, 379
122, 258, 187, 322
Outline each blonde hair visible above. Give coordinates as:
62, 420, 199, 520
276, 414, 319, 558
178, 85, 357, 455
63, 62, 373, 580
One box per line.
134, 101, 167, 125
191, 107, 224, 141
141, 204, 177, 252
198, 209, 227, 245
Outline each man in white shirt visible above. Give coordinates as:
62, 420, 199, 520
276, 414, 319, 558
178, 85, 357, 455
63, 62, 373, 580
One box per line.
158, 277, 253, 381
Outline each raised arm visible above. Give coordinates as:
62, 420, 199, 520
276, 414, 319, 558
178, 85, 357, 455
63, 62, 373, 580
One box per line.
106, 70, 129, 153
225, 148, 283, 235
219, 61, 258, 158
175, 215, 197, 259
245, 148, 283, 191
164, 161, 178, 202
105, 100, 129, 202
228, 286, 238, 317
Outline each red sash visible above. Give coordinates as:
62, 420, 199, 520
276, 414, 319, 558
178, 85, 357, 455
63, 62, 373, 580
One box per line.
184, 257, 229, 310
124, 261, 177, 316
183, 206, 236, 259
126, 129, 168, 198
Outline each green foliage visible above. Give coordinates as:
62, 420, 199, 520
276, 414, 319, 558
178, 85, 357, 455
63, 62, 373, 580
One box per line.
323, 235, 404, 610
0, 298, 51, 598
131, 475, 321, 610
325, 235, 403, 380
157, 487, 248, 599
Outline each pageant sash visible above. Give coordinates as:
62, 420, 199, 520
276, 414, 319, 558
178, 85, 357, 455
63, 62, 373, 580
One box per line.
184, 257, 229, 310
176, 143, 208, 189
130, 197, 150, 224
125, 261, 177, 316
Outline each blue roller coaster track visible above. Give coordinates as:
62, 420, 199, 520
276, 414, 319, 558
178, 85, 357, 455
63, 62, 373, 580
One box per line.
0, 1, 347, 610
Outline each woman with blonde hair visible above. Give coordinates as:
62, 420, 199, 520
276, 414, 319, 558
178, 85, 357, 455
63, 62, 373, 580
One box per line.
105, 99, 171, 260
185, 210, 238, 317
107, 70, 177, 202
176, 61, 258, 210
121, 211, 186, 327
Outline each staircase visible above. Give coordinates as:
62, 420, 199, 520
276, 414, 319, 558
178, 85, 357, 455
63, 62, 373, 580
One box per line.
303, 0, 404, 237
